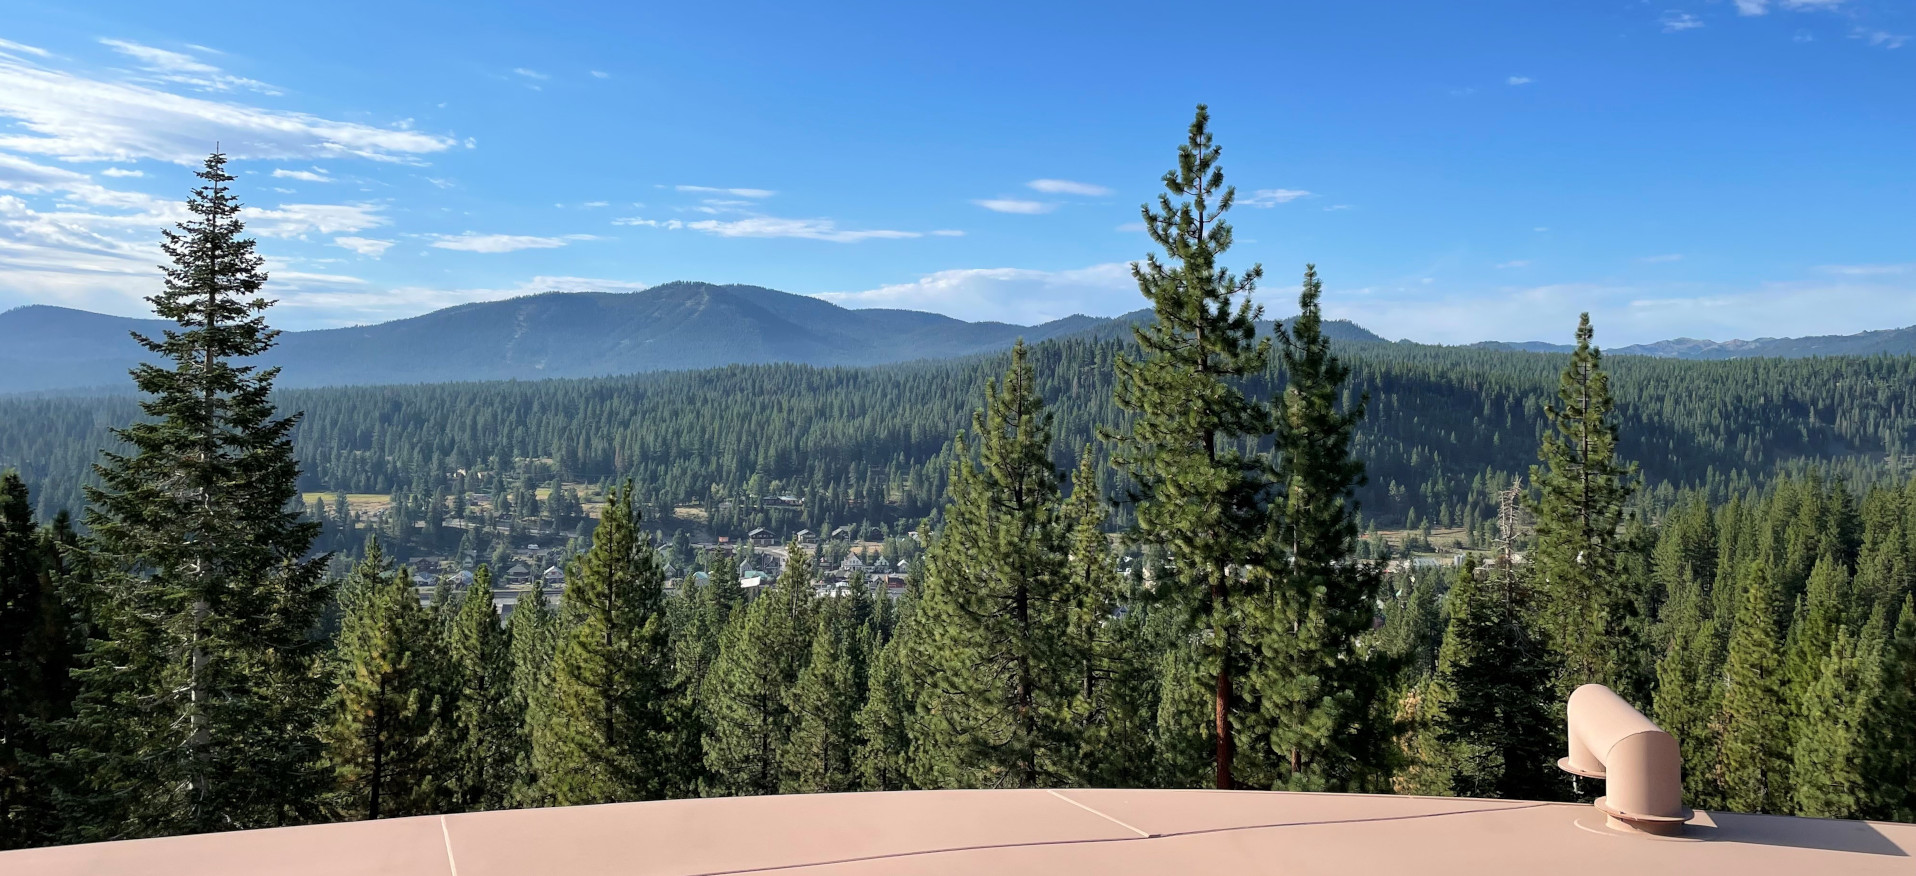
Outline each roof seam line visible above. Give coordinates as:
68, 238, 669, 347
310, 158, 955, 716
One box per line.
1047, 789, 1153, 838
439, 815, 460, 876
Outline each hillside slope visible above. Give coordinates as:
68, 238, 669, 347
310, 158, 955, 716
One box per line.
0, 282, 1104, 392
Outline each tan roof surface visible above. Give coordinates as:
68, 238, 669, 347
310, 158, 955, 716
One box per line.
5, 789, 1913, 875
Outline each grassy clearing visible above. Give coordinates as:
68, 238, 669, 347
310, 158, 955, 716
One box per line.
300, 492, 390, 512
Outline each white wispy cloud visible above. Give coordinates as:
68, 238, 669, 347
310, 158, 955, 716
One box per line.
250, 203, 388, 238
1852, 28, 1909, 49
686, 216, 919, 242
0, 152, 92, 193
99, 167, 143, 178
273, 275, 650, 327
675, 185, 774, 198
815, 263, 1136, 324
333, 236, 394, 257
1818, 263, 1910, 276
1324, 204, 1353, 212
1741, 0, 1848, 12
0, 52, 456, 165
1661, 11, 1705, 32
272, 167, 331, 183
931, 229, 965, 237
512, 67, 550, 80
590, 70, 610, 79
617, 212, 927, 242
973, 198, 1053, 214
0, 38, 49, 58
1244, 188, 1311, 207
1026, 179, 1111, 196
1507, 75, 1533, 85
427, 232, 580, 253
99, 39, 280, 95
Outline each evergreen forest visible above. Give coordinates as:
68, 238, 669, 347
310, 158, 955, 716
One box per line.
2, 107, 1914, 850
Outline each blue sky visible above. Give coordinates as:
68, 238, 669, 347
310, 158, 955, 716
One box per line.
0, 0, 1910, 344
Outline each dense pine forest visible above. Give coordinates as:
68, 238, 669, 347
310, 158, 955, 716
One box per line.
2, 109, 1914, 851
7, 327, 1916, 550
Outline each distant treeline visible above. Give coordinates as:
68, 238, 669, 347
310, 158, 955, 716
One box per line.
5, 335, 1915, 541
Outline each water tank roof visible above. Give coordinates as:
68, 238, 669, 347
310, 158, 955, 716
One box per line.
4, 788, 1910, 875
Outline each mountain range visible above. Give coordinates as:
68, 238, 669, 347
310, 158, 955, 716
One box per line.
1, 281, 1909, 394
1468, 327, 1916, 360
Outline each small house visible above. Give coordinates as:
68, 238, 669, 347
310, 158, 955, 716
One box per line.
748, 528, 775, 547
542, 565, 565, 586
830, 525, 855, 541
506, 564, 533, 585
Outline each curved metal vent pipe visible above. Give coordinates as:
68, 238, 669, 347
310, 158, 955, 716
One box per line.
1558, 684, 1693, 836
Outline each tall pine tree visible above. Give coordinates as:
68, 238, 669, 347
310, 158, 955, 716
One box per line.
914, 341, 1077, 788
1528, 313, 1641, 697
1111, 104, 1274, 790
704, 542, 813, 796
782, 611, 861, 793
506, 578, 557, 808
537, 482, 672, 805
1061, 454, 1157, 788
1789, 627, 1881, 818
323, 543, 440, 820
1716, 560, 1791, 814
445, 566, 515, 811
1652, 567, 1727, 809
0, 471, 78, 848
855, 634, 914, 791
1247, 268, 1389, 791
73, 153, 330, 835
1871, 597, 1916, 821
1415, 560, 1559, 800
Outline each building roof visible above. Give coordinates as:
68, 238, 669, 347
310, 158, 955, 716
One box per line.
5, 788, 1910, 876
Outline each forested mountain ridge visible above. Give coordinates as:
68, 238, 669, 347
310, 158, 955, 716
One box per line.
1472, 324, 1916, 359
0, 282, 1113, 393
10, 280, 1913, 395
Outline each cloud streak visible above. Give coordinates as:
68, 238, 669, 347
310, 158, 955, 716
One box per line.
272, 167, 331, 182
0, 52, 456, 165
675, 185, 774, 198
815, 263, 1135, 324
1244, 188, 1311, 206
427, 232, 582, 253
1661, 11, 1705, 32
973, 198, 1053, 214
1027, 179, 1111, 196
99, 39, 280, 95
333, 236, 393, 257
